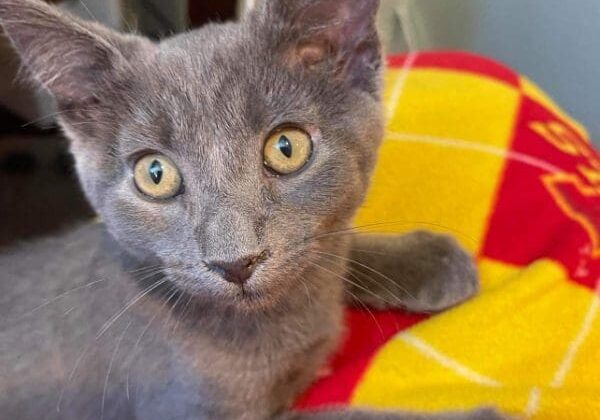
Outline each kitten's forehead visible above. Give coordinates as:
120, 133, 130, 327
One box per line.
128, 30, 244, 135
131, 23, 321, 150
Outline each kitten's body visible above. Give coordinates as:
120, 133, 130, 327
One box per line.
1, 222, 342, 419
0, 0, 507, 418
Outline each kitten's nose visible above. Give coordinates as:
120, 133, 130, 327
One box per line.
206, 251, 270, 285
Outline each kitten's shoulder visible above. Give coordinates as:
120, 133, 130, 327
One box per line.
0, 221, 107, 277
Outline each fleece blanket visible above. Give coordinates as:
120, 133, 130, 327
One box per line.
295, 52, 600, 419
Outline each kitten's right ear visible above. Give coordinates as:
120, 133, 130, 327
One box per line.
0, 0, 151, 108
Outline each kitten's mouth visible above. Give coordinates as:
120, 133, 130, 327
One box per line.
233, 285, 271, 308
188, 280, 280, 313
162, 249, 308, 311
162, 268, 279, 311
229, 269, 289, 310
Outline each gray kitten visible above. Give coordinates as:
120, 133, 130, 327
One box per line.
0, 1, 506, 419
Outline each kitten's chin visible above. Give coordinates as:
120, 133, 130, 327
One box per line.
230, 288, 280, 312
200, 286, 290, 313
221, 279, 301, 313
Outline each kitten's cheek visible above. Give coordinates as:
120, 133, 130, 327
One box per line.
105, 199, 188, 252
112, 201, 166, 231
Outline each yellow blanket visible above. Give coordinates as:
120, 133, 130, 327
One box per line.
297, 52, 600, 420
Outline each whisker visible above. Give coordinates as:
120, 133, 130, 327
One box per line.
101, 320, 132, 420
306, 254, 401, 338
4, 278, 107, 327
309, 249, 416, 301
62, 306, 77, 317
57, 339, 91, 412
124, 285, 178, 400
77, 0, 99, 22
305, 220, 477, 248
57, 271, 169, 412
95, 279, 167, 339
20, 106, 98, 128
128, 264, 169, 280
127, 264, 163, 275
347, 264, 419, 309
348, 248, 405, 257
171, 293, 194, 336
125, 311, 159, 401
306, 259, 398, 308
298, 275, 313, 309
345, 288, 385, 338
163, 288, 182, 333
119, 2, 136, 33
315, 252, 401, 305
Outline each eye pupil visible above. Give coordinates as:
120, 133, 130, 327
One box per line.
277, 135, 293, 158
149, 160, 163, 184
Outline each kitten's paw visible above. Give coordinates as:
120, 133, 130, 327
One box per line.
400, 231, 479, 313
347, 231, 479, 313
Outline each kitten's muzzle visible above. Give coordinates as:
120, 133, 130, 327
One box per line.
205, 250, 270, 285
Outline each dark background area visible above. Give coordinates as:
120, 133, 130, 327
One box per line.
0, 0, 237, 248
189, 0, 237, 28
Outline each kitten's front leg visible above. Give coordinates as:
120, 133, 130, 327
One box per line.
345, 231, 479, 312
279, 407, 510, 420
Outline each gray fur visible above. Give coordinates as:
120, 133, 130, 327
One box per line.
346, 231, 479, 312
0, 1, 507, 419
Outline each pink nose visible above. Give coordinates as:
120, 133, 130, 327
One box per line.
206, 251, 270, 285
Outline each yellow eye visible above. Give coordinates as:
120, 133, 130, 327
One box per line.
263, 128, 313, 175
133, 154, 182, 199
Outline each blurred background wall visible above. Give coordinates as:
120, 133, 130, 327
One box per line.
380, 0, 600, 142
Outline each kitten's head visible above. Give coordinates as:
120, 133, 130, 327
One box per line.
0, 0, 383, 310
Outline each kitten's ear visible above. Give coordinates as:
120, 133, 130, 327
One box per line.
256, 0, 382, 94
0, 0, 148, 107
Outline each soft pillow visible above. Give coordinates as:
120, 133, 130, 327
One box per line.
296, 52, 600, 420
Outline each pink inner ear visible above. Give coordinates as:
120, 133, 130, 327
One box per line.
296, 43, 328, 67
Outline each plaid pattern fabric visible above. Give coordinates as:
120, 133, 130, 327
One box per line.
295, 52, 600, 420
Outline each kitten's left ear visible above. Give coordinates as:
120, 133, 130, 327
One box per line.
0, 0, 151, 108
254, 0, 382, 95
